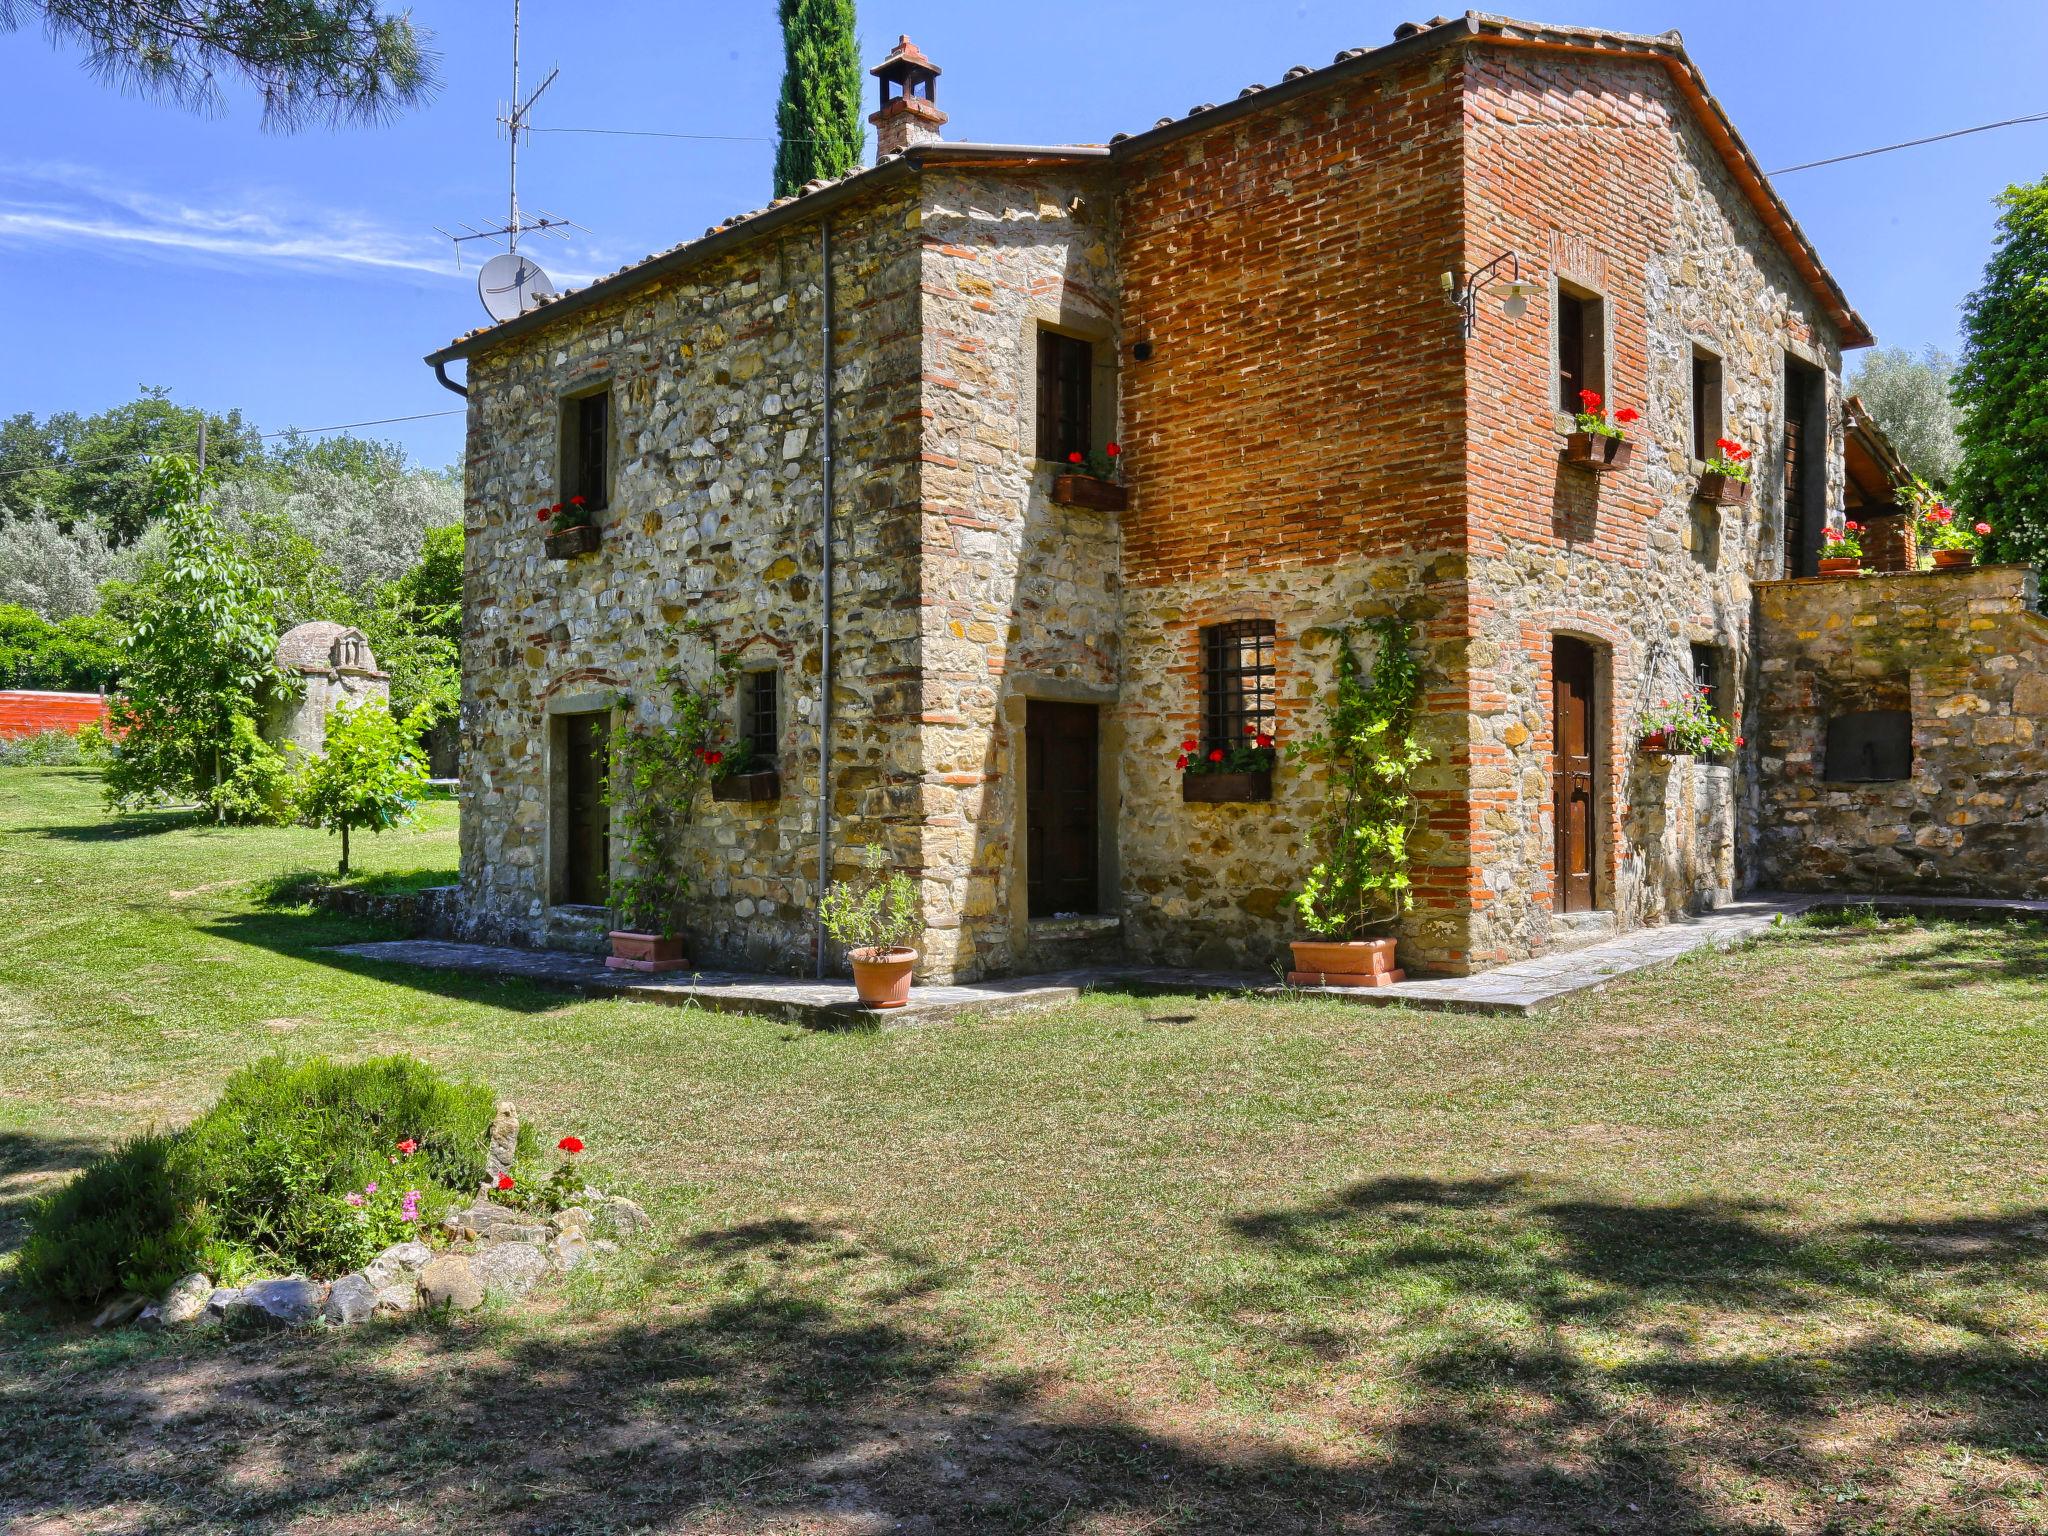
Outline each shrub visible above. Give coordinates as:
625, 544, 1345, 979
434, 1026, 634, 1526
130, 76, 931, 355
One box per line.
817, 844, 921, 957
0, 728, 86, 767
17, 1054, 526, 1306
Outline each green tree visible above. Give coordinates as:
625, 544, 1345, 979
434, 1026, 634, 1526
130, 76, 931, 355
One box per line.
0, 604, 122, 689
0, 0, 435, 130
773, 0, 862, 198
295, 697, 425, 874
102, 457, 286, 819
1847, 345, 1961, 486
359, 523, 462, 729
1954, 175, 2048, 568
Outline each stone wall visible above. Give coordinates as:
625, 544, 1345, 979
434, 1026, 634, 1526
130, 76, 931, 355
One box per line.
1754, 566, 2048, 897
1113, 51, 1475, 975
453, 182, 925, 969
1457, 47, 1844, 964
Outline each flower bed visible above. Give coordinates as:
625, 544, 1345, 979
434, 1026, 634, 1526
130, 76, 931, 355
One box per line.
21, 1056, 645, 1332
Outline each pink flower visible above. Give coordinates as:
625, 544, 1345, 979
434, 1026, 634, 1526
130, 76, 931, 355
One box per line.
345, 1192, 364, 1207
364, 1182, 378, 1195
1975, 522, 1993, 536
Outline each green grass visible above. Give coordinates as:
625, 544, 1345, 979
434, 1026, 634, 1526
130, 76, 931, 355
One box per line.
2, 766, 2045, 1533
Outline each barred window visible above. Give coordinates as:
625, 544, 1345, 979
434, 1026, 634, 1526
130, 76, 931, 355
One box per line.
1035, 329, 1094, 462
1201, 620, 1276, 754
740, 669, 778, 765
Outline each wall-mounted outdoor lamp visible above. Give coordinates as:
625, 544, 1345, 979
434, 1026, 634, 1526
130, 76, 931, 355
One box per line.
1442, 251, 1528, 337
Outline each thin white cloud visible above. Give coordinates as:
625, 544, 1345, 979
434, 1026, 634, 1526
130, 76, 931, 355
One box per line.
0, 162, 602, 287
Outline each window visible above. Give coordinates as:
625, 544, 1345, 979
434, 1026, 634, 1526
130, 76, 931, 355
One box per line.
1690, 642, 1730, 723
561, 388, 611, 511
739, 668, 778, 766
1690, 350, 1724, 461
1784, 354, 1824, 576
1556, 284, 1605, 412
1036, 329, 1094, 462
1200, 620, 1276, 754
1824, 710, 1912, 783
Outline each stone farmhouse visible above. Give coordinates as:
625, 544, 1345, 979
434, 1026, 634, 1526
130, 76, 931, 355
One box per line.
424, 13, 2046, 984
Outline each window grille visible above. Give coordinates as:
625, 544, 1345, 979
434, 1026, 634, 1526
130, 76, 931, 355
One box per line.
1201, 620, 1276, 754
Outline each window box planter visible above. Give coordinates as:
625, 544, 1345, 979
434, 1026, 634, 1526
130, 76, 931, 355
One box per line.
711, 768, 780, 803
606, 930, 687, 973
1694, 471, 1751, 505
1931, 548, 1976, 570
1051, 474, 1128, 512
544, 524, 600, 560
1637, 730, 1674, 756
1183, 769, 1272, 804
1818, 557, 1864, 577
1563, 432, 1633, 473
1286, 936, 1404, 988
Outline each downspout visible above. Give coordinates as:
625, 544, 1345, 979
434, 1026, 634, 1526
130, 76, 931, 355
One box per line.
814, 215, 836, 978
433, 360, 468, 397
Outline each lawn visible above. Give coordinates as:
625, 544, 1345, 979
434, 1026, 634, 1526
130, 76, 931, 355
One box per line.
2, 765, 2045, 1534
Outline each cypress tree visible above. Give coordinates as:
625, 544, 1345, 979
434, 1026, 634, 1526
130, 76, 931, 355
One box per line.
773, 0, 864, 198
1953, 175, 2048, 568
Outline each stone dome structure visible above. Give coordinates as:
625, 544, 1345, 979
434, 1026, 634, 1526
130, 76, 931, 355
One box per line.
266, 622, 390, 757
276, 621, 383, 678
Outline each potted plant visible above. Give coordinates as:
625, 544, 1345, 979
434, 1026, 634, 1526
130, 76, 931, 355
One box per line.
818, 845, 922, 1009
1052, 442, 1128, 512
604, 625, 739, 971
540, 495, 599, 559
1636, 688, 1739, 763
1286, 618, 1429, 987
1819, 521, 1865, 575
1563, 390, 1638, 471
1179, 724, 1277, 803
1920, 501, 1992, 570
1697, 437, 1754, 504
705, 737, 780, 802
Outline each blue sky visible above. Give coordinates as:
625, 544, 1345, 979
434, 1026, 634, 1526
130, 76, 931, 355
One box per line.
2, 1, 2044, 471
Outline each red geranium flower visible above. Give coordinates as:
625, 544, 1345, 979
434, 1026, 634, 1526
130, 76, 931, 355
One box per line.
1105, 442, 1121, 456
1579, 389, 1602, 411
569, 495, 586, 506
1613, 407, 1639, 425
1068, 451, 1084, 465
536, 506, 552, 522
1255, 733, 1273, 749
1175, 754, 1189, 770
1824, 527, 1844, 543
1206, 748, 1224, 763
396, 1138, 418, 1156
1734, 735, 1746, 748
1845, 520, 1861, 533
707, 751, 723, 766
557, 1135, 584, 1154
1976, 522, 1993, 536
496, 1174, 515, 1191
1180, 739, 1197, 753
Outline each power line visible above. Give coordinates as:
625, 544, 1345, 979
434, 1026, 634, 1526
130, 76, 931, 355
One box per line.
1770, 108, 2048, 175
530, 124, 802, 145
0, 409, 464, 483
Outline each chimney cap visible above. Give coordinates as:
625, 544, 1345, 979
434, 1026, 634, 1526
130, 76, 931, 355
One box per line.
871, 34, 941, 79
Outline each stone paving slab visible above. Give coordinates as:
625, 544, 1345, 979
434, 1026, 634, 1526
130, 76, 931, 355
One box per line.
329, 892, 2048, 1025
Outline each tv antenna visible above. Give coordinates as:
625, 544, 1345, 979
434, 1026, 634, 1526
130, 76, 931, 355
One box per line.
433, 0, 587, 316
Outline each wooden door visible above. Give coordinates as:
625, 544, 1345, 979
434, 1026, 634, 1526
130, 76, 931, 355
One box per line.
561, 712, 610, 908
1552, 638, 1598, 914
1025, 700, 1099, 918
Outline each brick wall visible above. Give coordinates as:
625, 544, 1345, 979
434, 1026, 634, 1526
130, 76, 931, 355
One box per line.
1114, 51, 1476, 973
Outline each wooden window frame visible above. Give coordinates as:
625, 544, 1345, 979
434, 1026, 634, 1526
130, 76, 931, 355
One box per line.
1690, 642, 1732, 724
739, 667, 778, 767
1690, 348, 1725, 462
1200, 620, 1277, 756
559, 384, 613, 514
1035, 328, 1095, 463
1555, 280, 1607, 414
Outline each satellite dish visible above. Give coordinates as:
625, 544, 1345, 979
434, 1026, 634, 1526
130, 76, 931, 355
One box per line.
477, 251, 555, 321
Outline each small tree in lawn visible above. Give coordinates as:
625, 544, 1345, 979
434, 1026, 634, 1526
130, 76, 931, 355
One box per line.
103, 456, 289, 821
297, 698, 426, 875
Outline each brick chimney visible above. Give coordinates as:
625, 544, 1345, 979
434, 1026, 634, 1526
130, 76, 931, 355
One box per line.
870, 34, 945, 158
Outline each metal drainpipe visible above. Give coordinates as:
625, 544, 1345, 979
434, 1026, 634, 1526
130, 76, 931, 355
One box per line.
814, 215, 836, 979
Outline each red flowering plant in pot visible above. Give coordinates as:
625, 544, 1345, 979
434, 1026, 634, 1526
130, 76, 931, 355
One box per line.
1286, 619, 1429, 988
1565, 390, 1638, 471
1178, 723, 1278, 802
1697, 437, 1754, 504
1052, 442, 1128, 511
1637, 687, 1740, 761
1819, 521, 1866, 575
1918, 495, 1992, 569
539, 495, 599, 557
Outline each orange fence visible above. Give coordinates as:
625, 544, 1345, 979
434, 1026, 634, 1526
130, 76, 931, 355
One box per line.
0, 691, 110, 740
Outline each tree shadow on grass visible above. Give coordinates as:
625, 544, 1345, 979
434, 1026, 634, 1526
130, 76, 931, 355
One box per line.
0, 1129, 111, 1260
15, 806, 200, 842
5, 1195, 2045, 1533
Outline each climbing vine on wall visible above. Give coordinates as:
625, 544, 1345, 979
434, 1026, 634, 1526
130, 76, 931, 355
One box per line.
605, 622, 741, 938
1291, 618, 1431, 939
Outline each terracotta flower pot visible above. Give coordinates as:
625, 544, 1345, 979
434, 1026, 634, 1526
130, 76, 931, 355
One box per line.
849, 946, 917, 1009
1695, 471, 1751, 505
1638, 729, 1671, 755
1564, 432, 1633, 472
1286, 937, 1404, 989
1051, 474, 1129, 512
606, 930, 688, 973
1818, 556, 1864, 576
1930, 548, 1975, 570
